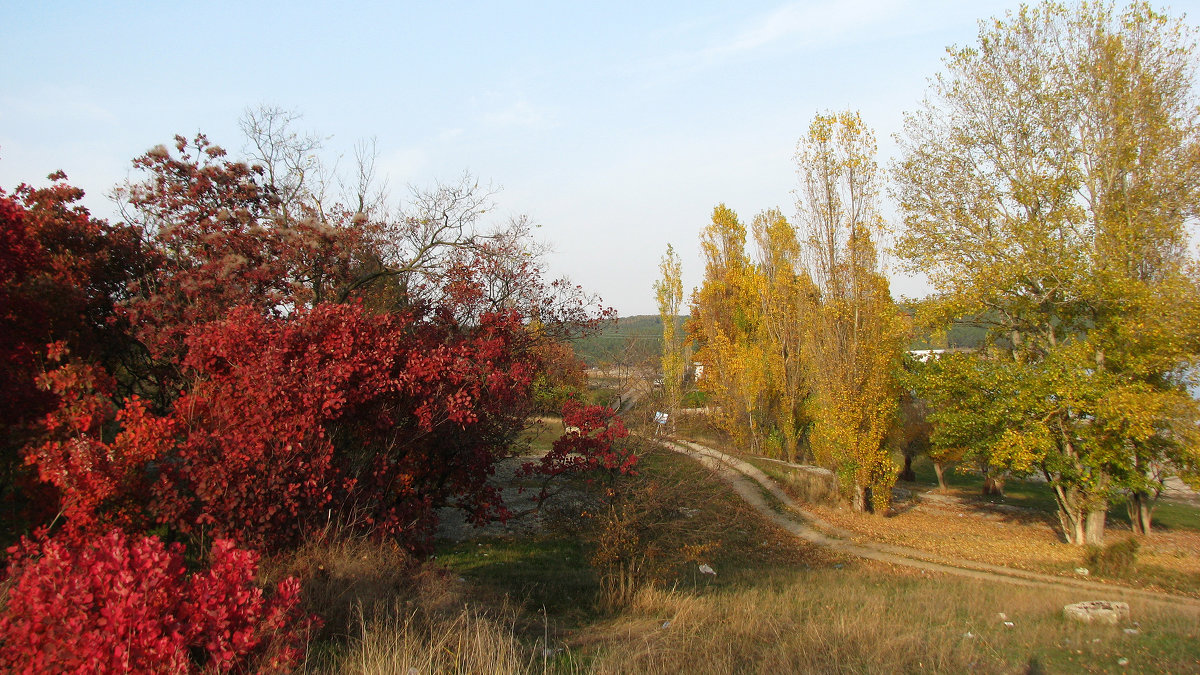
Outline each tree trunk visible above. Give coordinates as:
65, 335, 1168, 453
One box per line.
982, 474, 1005, 496
1084, 508, 1106, 546
783, 426, 798, 465
1052, 483, 1086, 545
898, 451, 916, 482
933, 463, 947, 491
1056, 504, 1108, 546
1059, 507, 1085, 545
852, 484, 874, 513
1127, 491, 1154, 536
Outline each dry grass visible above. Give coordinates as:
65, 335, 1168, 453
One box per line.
770, 461, 841, 505
273, 442, 1200, 674
277, 534, 547, 673
581, 582, 980, 674
583, 446, 821, 610
261, 531, 433, 642
300, 560, 1200, 674
573, 564, 1200, 674
325, 603, 534, 675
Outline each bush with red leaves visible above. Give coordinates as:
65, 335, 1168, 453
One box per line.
23, 348, 174, 534
8, 134, 610, 555
150, 302, 538, 553
520, 399, 638, 502
0, 177, 146, 533
0, 528, 311, 674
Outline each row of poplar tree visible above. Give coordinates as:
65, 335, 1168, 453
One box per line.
655, 1, 1200, 546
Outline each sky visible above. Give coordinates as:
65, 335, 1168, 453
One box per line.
4, 1, 1200, 317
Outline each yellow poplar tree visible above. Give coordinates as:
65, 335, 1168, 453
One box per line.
796, 111, 904, 512
654, 244, 686, 424
687, 205, 769, 451
751, 208, 817, 461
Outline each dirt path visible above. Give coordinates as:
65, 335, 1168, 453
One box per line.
666, 438, 1200, 609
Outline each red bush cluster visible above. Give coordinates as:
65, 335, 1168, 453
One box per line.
25, 352, 173, 533
0, 179, 144, 529
2, 139, 603, 552
0, 529, 311, 674
521, 399, 638, 498
151, 303, 538, 552
0, 132, 612, 669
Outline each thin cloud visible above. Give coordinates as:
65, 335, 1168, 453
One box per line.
481, 98, 551, 129
699, 0, 907, 61
0, 85, 119, 125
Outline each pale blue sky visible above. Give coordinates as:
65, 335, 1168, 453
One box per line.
4, 1, 1199, 315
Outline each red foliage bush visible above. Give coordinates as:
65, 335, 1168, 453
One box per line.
24, 350, 174, 534
0, 177, 145, 530
521, 399, 638, 500
0, 177, 144, 406
0, 528, 310, 674
10, 134, 610, 556
119, 135, 292, 363
149, 302, 538, 552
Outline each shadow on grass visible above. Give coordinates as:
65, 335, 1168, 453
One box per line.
434, 535, 600, 634
904, 456, 1200, 533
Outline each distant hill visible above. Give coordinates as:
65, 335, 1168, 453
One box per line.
899, 302, 992, 351
571, 314, 685, 368
573, 309, 990, 368
907, 320, 989, 351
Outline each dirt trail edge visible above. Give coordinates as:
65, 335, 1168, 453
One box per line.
665, 438, 1200, 609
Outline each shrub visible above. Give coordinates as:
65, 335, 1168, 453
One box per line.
1083, 537, 1140, 577
778, 465, 841, 506
0, 179, 146, 538
579, 448, 732, 611
26, 352, 173, 534
14, 134, 609, 557
521, 399, 637, 487
28, 302, 560, 556
0, 528, 312, 673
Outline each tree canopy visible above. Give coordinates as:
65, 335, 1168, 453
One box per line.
895, 0, 1200, 544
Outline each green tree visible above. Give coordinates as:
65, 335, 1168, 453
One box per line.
796, 111, 904, 513
895, 1, 1200, 544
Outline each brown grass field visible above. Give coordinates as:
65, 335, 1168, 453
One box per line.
286, 437, 1200, 674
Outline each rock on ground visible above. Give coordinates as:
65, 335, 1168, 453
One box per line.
1063, 601, 1131, 625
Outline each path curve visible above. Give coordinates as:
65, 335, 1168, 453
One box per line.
665, 438, 1200, 609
